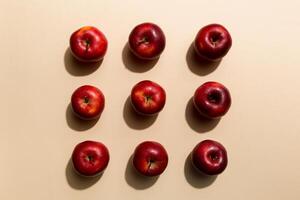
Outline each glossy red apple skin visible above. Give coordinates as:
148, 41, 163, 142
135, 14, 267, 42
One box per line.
191, 140, 228, 175
71, 85, 105, 120
129, 22, 166, 60
194, 24, 232, 61
72, 141, 109, 177
133, 141, 168, 177
131, 80, 166, 115
70, 26, 108, 62
193, 81, 231, 119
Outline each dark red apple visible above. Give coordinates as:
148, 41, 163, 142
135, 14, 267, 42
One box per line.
194, 24, 232, 61
191, 140, 228, 175
70, 26, 108, 62
193, 81, 231, 119
72, 140, 109, 177
71, 85, 105, 120
131, 80, 166, 115
133, 141, 168, 177
128, 22, 166, 60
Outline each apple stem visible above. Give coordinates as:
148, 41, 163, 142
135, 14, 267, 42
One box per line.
144, 95, 152, 103
138, 37, 149, 45
84, 40, 90, 52
147, 159, 154, 171
86, 155, 93, 162
84, 97, 89, 104
210, 34, 221, 46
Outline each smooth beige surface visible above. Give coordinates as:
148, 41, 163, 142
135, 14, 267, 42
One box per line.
1, 0, 300, 199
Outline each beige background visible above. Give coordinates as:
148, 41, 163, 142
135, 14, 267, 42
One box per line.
1, 0, 300, 199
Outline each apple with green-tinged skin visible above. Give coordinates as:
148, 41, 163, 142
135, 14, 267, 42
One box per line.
194, 24, 232, 61
71, 85, 105, 120
191, 140, 228, 175
129, 22, 166, 60
193, 81, 231, 119
133, 141, 168, 177
131, 80, 166, 115
70, 26, 108, 62
72, 141, 109, 177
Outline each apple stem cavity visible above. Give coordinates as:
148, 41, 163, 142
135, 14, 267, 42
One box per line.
147, 159, 155, 171
211, 35, 219, 43
208, 92, 221, 104
138, 37, 149, 45
210, 33, 222, 46
144, 95, 152, 103
86, 155, 94, 162
84, 97, 89, 104
84, 39, 91, 52
210, 153, 219, 161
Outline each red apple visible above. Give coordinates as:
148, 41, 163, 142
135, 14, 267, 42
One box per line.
194, 24, 232, 61
131, 80, 166, 115
193, 81, 231, 119
191, 140, 228, 175
133, 141, 168, 177
129, 22, 166, 60
71, 85, 105, 120
70, 26, 108, 62
72, 141, 109, 177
